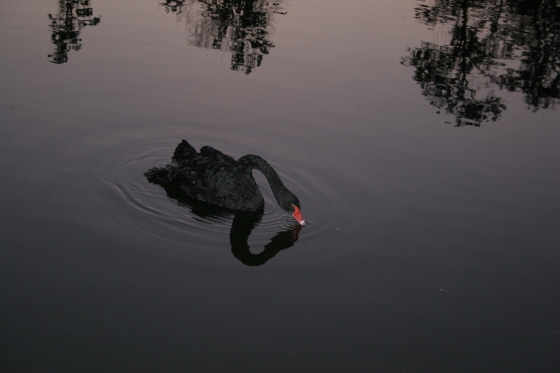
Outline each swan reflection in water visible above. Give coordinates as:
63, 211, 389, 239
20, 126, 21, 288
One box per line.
146, 181, 302, 266
145, 140, 305, 266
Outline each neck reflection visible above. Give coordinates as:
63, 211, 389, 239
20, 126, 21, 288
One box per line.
151, 181, 301, 266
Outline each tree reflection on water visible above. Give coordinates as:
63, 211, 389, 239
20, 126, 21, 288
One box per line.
402, 0, 560, 126
160, 0, 286, 74
48, 0, 101, 64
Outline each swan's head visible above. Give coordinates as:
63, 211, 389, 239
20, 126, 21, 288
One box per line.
278, 191, 305, 225
291, 203, 305, 225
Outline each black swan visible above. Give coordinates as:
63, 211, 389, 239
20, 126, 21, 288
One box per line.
145, 139, 305, 225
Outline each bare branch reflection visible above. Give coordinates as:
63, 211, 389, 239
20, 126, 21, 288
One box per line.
159, 0, 286, 74
402, 0, 559, 126
48, 0, 101, 64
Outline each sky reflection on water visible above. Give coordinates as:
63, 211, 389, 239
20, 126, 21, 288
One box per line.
47, 0, 559, 126
2, 1, 559, 372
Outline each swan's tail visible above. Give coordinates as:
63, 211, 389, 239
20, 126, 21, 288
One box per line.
144, 165, 176, 185
173, 139, 197, 162
146, 140, 195, 185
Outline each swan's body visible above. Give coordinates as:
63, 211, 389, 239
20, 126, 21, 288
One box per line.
145, 140, 305, 224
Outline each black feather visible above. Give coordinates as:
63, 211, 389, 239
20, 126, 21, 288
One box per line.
145, 139, 302, 215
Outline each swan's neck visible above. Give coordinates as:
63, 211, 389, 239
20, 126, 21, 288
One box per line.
236, 155, 291, 205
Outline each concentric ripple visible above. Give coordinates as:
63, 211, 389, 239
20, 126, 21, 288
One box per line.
87, 137, 343, 258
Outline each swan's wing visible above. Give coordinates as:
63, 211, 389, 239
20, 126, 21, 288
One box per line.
169, 143, 235, 190
200, 146, 236, 165
172, 139, 198, 163
177, 155, 233, 189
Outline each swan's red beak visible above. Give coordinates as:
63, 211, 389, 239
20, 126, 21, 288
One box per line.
292, 205, 305, 225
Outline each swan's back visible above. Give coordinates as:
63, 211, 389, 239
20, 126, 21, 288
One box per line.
145, 140, 263, 211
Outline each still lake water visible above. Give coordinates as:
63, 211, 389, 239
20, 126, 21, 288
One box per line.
1, 0, 559, 371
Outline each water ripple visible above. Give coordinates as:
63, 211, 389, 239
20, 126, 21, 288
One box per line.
89, 137, 342, 259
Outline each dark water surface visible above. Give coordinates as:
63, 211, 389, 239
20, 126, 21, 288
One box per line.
1, 0, 559, 372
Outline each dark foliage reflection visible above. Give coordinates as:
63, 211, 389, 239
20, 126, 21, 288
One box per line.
48, 0, 101, 64
150, 181, 301, 266
402, 0, 560, 126
159, 0, 286, 74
